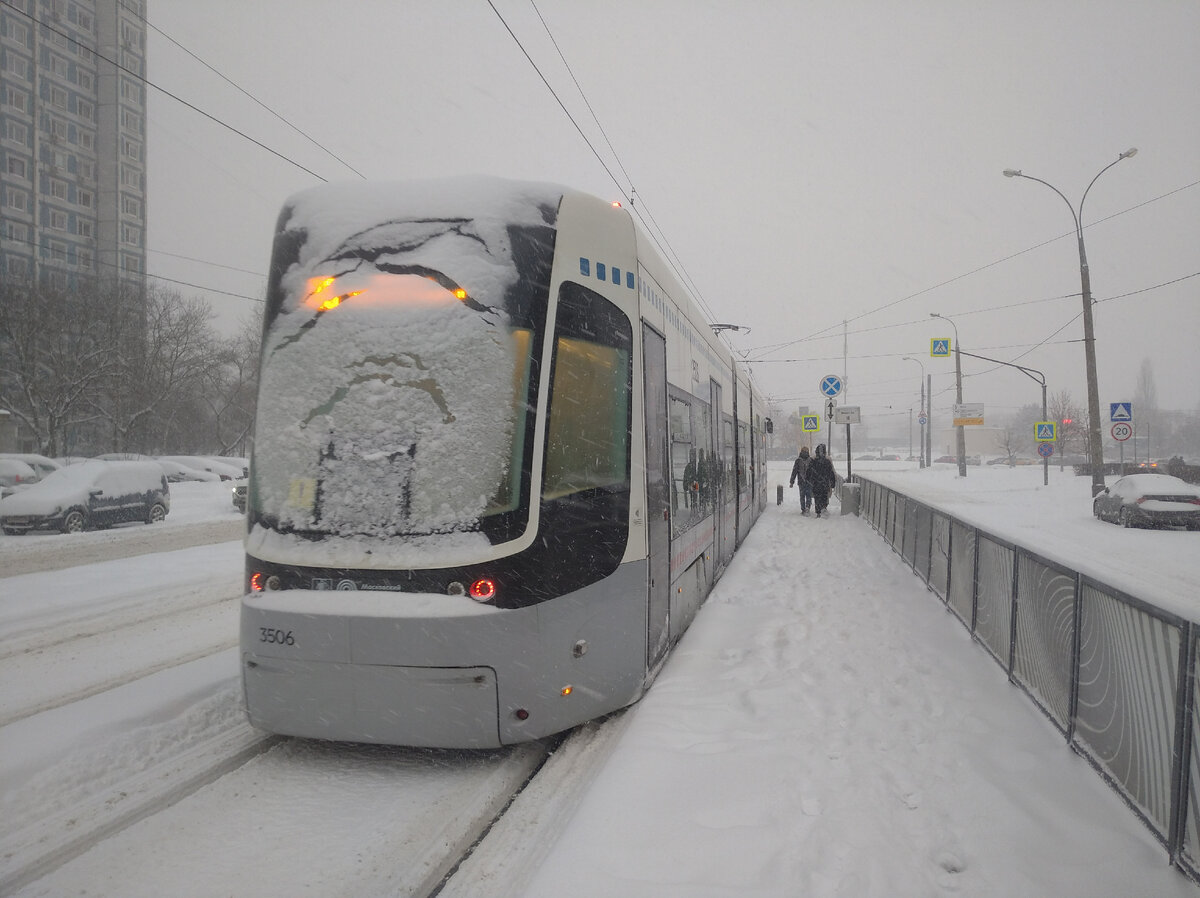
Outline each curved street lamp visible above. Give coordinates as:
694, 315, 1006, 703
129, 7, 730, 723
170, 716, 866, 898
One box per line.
930, 313, 967, 477
1003, 148, 1137, 496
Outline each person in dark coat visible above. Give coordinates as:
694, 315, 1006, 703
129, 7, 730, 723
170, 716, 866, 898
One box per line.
789, 446, 814, 514
807, 443, 837, 517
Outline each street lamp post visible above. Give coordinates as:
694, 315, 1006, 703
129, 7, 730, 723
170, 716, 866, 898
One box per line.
1003, 148, 1137, 497
902, 356, 926, 467
930, 313, 967, 477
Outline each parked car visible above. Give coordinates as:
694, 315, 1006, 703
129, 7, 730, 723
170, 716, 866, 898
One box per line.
158, 455, 243, 481
153, 457, 221, 483
0, 460, 170, 534
0, 458, 38, 499
1092, 474, 1200, 530
232, 481, 247, 513
0, 453, 61, 479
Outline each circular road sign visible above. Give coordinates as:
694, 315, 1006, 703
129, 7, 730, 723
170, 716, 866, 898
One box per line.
1037, 442, 1054, 458
918, 414, 928, 426
819, 375, 843, 397
1111, 422, 1133, 442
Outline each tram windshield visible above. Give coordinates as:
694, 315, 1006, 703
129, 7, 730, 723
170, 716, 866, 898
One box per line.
249, 180, 559, 562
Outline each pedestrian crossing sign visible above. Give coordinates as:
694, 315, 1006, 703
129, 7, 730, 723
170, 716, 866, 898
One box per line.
1034, 421, 1057, 442
801, 414, 821, 432
931, 338, 951, 357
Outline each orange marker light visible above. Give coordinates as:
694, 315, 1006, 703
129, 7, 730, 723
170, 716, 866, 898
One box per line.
453, 288, 468, 301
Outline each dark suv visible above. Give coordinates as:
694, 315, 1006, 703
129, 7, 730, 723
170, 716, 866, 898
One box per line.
0, 460, 170, 534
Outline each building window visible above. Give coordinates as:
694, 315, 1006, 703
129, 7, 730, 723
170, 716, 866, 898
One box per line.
4, 220, 30, 242
77, 99, 93, 122
77, 10, 93, 31
7, 255, 30, 279
5, 120, 28, 145
49, 240, 68, 261
121, 108, 142, 133
121, 194, 142, 218
6, 156, 27, 179
78, 160, 95, 181
120, 79, 142, 103
79, 130, 93, 150
121, 166, 141, 189
49, 178, 68, 199
77, 218, 92, 238
77, 248, 93, 270
4, 85, 28, 111
6, 19, 31, 47
51, 85, 68, 109
5, 54, 29, 80
78, 69, 93, 90
51, 55, 68, 78
120, 223, 142, 246
3, 187, 27, 211
50, 118, 67, 141
120, 136, 141, 161
49, 210, 68, 231
122, 253, 141, 273
78, 189, 93, 208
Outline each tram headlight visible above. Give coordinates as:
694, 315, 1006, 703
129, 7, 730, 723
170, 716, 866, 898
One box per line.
468, 578, 496, 602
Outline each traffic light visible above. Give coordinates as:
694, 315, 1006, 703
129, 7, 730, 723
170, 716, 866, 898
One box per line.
1062, 417, 1073, 425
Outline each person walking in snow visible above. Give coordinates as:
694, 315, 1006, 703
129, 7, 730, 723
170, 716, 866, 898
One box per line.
789, 446, 814, 514
807, 443, 837, 517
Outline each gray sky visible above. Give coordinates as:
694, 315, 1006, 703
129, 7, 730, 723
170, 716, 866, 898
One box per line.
146, 0, 1200, 432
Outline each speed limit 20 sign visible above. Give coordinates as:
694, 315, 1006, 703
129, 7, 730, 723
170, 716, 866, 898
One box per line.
1111, 422, 1133, 442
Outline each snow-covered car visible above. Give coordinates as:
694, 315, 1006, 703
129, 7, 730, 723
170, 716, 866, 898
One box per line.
158, 455, 243, 481
0, 460, 170, 534
153, 457, 221, 483
1092, 474, 1200, 530
0, 452, 61, 480
0, 458, 39, 499
232, 481, 247, 513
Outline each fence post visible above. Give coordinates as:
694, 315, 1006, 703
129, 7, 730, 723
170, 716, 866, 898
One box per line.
1169, 624, 1197, 867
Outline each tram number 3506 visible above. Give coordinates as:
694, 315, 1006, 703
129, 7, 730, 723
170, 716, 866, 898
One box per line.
259, 627, 296, 646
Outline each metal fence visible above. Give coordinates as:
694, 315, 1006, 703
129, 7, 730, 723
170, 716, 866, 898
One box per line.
856, 475, 1200, 882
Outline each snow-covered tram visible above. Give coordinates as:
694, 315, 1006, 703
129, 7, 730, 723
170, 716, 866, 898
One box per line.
240, 177, 768, 747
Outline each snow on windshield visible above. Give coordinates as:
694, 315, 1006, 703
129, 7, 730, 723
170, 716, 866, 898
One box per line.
252, 178, 562, 563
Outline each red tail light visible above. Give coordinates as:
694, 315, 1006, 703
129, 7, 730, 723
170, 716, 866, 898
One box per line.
469, 578, 496, 602
250, 572, 265, 592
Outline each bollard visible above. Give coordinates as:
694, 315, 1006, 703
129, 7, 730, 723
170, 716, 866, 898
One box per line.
840, 482, 860, 516
776, 484, 784, 506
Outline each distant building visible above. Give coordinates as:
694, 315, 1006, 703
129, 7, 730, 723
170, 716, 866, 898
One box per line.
0, 0, 148, 291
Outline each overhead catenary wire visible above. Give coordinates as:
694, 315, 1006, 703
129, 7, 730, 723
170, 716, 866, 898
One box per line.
487, 0, 721, 324
117, 0, 366, 180
1, 0, 331, 182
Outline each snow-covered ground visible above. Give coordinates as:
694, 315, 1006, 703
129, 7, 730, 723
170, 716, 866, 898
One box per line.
2, 464, 1198, 896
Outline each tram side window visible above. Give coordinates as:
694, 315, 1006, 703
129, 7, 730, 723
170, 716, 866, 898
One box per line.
670, 396, 694, 515
543, 283, 632, 500
723, 419, 736, 497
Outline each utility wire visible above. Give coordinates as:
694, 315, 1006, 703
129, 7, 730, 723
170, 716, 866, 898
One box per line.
117, 0, 365, 179
748, 179, 1200, 359
489, 0, 720, 323
1, 0, 330, 182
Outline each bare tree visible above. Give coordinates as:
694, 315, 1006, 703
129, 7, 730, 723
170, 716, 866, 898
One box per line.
94, 285, 219, 453
1048, 390, 1086, 457
0, 280, 122, 455
199, 312, 261, 455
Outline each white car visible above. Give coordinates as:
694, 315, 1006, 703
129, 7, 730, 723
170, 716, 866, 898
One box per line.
1092, 474, 1200, 530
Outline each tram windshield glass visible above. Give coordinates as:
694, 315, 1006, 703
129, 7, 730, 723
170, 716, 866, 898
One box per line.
249, 180, 559, 560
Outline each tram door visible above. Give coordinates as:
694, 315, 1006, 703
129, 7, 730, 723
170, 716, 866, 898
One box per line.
709, 379, 724, 568
642, 325, 671, 668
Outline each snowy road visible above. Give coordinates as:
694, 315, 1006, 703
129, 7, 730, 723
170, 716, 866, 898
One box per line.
3, 469, 1199, 895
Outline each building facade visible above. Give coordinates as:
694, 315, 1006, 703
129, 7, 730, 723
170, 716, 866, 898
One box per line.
0, 0, 148, 291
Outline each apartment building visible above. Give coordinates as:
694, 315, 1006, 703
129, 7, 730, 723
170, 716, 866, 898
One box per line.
1, 0, 148, 290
